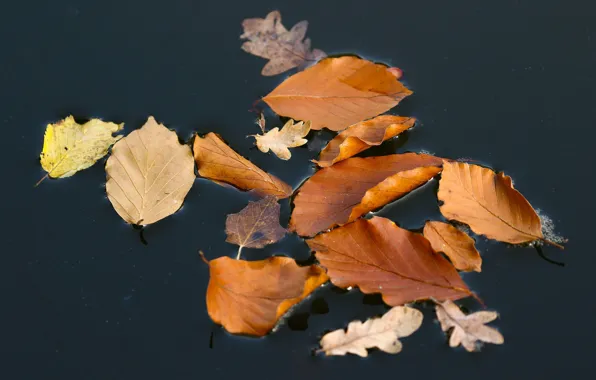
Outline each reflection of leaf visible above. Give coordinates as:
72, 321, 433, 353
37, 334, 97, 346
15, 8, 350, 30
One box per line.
314, 115, 415, 167
226, 196, 286, 259
263, 56, 412, 131
252, 119, 311, 160
105, 117, 195, 225
307, 217, 473, 305
435, 300, 504, 352
290, 153, 443, 237
423, 221, 482, 272
205, 255, 328, 336
193, 132, 292, 198
319, 306, 423, 357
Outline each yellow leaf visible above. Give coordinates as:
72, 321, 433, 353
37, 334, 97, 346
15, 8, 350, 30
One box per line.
252, 119, 311, 160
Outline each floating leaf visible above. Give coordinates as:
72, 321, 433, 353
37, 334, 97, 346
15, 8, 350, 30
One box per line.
252, 119, 311, 160
423, 221, 482, 272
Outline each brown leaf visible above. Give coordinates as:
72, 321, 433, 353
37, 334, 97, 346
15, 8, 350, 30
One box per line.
319, 306, 423, 357
263, 56, 413, 131
240, 10, 326, 76
307, 217, 473, 306
193, 132, 292, 198
314, 115, 415, 167
423, 221, 482, 272
290, 153, 443, 237
225, 196, 286, 259
435, 300, 504, 352
205, 256, 328, 336
252, 119, 311, 160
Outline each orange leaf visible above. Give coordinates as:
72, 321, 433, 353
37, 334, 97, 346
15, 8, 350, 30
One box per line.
423, 221, 482, 272
290, 153, 443, 237
307, 217, 473, 305
314, 115, 415, 167
263, 56, 413, 131
193, 132, 292, 198
205, 256, 328, 336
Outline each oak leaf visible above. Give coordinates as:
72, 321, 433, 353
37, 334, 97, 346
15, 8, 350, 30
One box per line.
252, 119, 311, 160
105, 117, 195, 225
193, 132, 292, 198
205, 255, 328, 336
319, 306, 422, 357
38, 116, 123, 184
226, 196, 286, 259
423, 221, 482, 272
290, 153, 443, 237
240, 10, 326, 76
314, 115, 415, 167
263, 56, 413, 131
307, 217, 473, 306
435, 300, 504, 352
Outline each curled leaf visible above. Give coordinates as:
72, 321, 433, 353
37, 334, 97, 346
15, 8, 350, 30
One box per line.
252, 119, 311, 160
423, 221, 482, 272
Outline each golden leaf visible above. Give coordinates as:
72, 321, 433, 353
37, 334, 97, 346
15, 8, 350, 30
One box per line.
252, 119, 311, 160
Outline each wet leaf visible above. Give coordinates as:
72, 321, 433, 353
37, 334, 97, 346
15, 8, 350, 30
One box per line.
423, 221, 482, 272
193, 132, 292, 198
319, 306, 422, 357
240, 10, 326, 76
290, 153, 443, 237
205, 255, 328, 336
307, 217, 473, 305
252, 119, 311, 160
263, 56, 412, 131
435, 300, 504, 352
314, 115, 415, 167
105, 117, 195, 225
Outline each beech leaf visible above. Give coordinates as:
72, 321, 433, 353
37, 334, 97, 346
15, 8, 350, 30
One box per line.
252, 119, 311, 160
263, 56, 413, 131
319, 306, 423, 357
423, 221, 482, 272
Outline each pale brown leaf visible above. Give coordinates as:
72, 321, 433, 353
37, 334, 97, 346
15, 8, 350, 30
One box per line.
423, 221, 482, 272
252, 119, 311, 160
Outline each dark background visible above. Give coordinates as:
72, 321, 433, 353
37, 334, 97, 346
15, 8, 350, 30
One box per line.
1, 0, 594, 378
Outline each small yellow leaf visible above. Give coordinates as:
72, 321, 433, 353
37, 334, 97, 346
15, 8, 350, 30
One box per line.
252, 119, 311, 160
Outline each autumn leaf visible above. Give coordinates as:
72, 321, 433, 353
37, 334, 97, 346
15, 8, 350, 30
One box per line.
314, 115, 415, 167
226, 196, 286, 259
252, 119, 311, 160
193, 132, 292, 198
240, 10, 326, 76
263, 56, 413, 131
105, 116, 195, 225
435, 300, 504, 352
204, 255, 328, 336
307, 217, 473, 306
423, 221, 482, 272
319, 306, 423, 357
37, 116, 123, 185
290, 153, 443, 237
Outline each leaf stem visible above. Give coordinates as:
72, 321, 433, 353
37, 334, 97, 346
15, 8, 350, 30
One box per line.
34, 173, 49, 187
198, 250, 210, 265
236, 246, 243, 260
540, 238, 565, 250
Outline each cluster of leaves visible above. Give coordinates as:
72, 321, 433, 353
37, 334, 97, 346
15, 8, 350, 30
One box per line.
37, 10, 564, 357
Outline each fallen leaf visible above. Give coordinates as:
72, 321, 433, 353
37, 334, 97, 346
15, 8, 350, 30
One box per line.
240, 10, 326, 76
205, 255, 328, 336
435, 300, 504, 352
105, 116, 195, 225
314, 115, 415, 167
423, 221, 482, 272
256, 112, 266, 133
193, 132, 292, 198
226, 196, 286, 259
252, 119, 311, 160
38, 116, 123, 185
307, 217, 473, 305
319, 306, 423, 357
290, 153, 443, 237
263, 56, 413, 131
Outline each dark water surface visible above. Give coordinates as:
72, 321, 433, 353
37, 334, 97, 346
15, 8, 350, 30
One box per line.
1, 0, 595, 378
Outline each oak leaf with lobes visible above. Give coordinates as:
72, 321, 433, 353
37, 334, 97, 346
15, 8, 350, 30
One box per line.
423, 221, 482, 272
252, 119, 311, 160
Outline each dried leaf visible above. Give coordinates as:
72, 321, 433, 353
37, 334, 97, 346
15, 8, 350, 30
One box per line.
423, 221, 482, 272
263, 56, 413, 131
193, 132, 292, 198
319, 306, 423, 357
205, 255, 328, 336
252, 119, 311, 160
105, 117, 195, 225
38, 116, 123, 184
290, 153, 443, 237
307, 217, 473, 305
226, 196, 286, 259
240, 10, 326, 76
435, 300, 504, 352
314, 115, 415, 167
